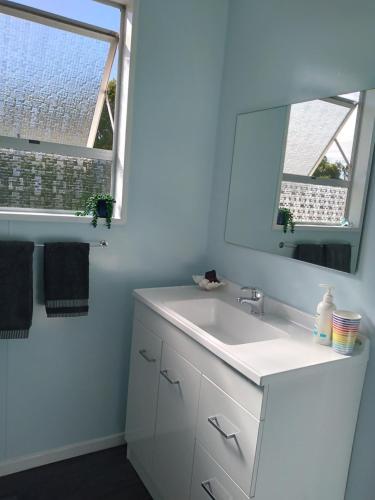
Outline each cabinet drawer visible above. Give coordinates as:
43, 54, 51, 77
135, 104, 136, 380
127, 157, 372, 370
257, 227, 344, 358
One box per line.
197, 376, 262, 496
153, 343, 201, 500
191, 443, 248, 500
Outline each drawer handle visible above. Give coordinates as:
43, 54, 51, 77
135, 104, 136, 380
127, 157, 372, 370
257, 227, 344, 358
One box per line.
201, 479, 230, 500
208, 416, 238, 439
138, 349, 156, 363
160, 369, 180, 385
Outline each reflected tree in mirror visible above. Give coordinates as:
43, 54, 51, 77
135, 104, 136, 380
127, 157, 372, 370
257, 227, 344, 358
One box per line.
313, 156, 343, 179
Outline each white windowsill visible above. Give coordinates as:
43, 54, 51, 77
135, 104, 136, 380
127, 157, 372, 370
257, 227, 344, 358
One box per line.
0, 210, 125, 225
272, 223, 360, 232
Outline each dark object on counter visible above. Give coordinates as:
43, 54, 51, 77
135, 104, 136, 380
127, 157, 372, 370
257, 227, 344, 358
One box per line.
325, 244, 351, 273
205, 269, 220, 283
0, 241, 35, 339
294, 244, 325, 266
44, 242, 90, 317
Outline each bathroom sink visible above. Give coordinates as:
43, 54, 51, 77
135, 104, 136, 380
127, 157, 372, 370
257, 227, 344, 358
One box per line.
165, 298, 287, 345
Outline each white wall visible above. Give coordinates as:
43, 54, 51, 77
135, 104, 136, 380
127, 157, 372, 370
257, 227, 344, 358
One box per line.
207, 1, 375, 499
0, 0, 228, 463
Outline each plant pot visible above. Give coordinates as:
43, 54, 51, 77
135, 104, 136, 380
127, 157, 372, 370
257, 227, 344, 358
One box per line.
96, 199, 109, 218
277, 210, 286, 225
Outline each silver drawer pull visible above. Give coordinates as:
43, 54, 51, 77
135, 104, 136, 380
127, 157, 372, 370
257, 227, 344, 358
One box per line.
138, 349, 156, 363
208, 416, 238, 439
160, 369, 180, 385
201, 479, 231, 500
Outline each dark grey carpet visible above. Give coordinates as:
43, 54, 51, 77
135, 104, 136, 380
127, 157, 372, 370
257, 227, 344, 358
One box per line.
0, 446, 152, 500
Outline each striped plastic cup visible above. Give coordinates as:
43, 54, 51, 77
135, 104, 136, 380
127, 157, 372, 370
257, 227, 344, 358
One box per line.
332, 310, 361, 355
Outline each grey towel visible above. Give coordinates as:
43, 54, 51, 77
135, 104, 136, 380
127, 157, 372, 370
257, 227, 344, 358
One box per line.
0, 241, 34, 339
294, 244, 325, 266
44, 243, 90, 318
325, 244, 351, 273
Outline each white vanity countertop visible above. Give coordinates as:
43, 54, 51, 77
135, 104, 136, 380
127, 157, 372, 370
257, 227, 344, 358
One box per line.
133, 284, 369, 386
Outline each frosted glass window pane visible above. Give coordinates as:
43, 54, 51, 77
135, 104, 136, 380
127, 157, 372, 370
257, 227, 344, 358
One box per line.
0, 147, 111, 211
0, 13, 111, 147
280, 181, 348, 224
283, 100, 351, 175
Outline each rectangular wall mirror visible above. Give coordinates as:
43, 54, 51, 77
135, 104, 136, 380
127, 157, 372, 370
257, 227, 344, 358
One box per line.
225, 88, 375, 273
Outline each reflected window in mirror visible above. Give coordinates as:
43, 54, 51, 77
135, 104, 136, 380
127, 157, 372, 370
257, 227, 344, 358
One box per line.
225, 88, 375, 273
276, 92, 365, 227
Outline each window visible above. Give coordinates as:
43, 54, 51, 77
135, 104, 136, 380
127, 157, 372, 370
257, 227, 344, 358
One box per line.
0, 0, 130, 219
277, 93, 362, 226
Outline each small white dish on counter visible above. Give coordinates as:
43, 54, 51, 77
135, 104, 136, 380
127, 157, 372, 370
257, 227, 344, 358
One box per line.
192, 274, 226, 290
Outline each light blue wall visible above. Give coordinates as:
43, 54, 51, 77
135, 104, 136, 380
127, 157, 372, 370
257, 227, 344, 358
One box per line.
207, 1, 375, 499
0, 0, 228, 461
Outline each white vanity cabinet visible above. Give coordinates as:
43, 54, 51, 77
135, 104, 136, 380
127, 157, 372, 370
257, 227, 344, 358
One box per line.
125, 294, 368, 500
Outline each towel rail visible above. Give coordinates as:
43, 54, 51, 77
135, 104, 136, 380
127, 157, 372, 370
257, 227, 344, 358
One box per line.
278, 242, 296, 249
35, 240, 108, 248
279, 241, 355, 249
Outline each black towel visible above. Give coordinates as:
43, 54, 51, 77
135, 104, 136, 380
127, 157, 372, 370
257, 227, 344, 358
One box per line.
294, 244, 325, 266
325, 244, 351, 273
0, 241, 34, 339
44, 243, 90, 318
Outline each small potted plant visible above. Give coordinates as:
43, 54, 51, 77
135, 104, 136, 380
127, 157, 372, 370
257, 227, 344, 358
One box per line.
76, 193, 116, 229
277, 208, 295, 233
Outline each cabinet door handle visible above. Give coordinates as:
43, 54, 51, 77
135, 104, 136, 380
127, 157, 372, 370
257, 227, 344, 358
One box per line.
208, 416, 238, 439
201, 479, 230, 500
201, 480, 217, 500
160, 369, 180, 385
138, 349, 156, 363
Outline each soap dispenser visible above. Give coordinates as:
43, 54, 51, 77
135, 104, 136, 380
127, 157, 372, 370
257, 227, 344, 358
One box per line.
313, 284, 336, 346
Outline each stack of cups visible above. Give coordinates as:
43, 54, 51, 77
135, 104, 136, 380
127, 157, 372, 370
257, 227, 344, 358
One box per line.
332, 311, 361, 355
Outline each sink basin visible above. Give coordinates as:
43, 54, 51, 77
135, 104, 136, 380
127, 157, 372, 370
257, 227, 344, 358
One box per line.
165, 298, 287, 345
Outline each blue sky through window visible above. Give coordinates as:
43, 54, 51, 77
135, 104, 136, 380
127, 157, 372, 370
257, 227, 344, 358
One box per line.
19, 0, 120, 30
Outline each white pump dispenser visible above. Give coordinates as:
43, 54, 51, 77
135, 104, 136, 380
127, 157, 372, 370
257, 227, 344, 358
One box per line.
313, 284, 336, 345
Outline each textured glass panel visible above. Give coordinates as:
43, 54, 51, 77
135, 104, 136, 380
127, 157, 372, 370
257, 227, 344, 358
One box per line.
0, 148, 111, 211
283, 100, 351, 175
0, 13, 111, 146
280, 181, 348, 224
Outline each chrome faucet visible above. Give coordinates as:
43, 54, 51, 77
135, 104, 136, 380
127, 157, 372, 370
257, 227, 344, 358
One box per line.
236, 286, 264, 315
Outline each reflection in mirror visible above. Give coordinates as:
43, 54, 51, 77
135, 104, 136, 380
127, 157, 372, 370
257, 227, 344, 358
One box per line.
225, 89, 375, 274
277, 93, 361, 227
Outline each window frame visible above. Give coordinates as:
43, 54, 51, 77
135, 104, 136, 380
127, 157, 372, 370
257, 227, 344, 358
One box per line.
273, 91, 368, 229
0, 0, 134, 223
